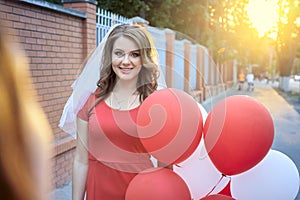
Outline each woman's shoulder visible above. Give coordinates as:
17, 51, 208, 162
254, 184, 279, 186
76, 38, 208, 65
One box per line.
86, 88, 103, 106
80, 90, 97, 110
86, 90, 98, 104
77, 91, 99, 120
93, 88, 102, 96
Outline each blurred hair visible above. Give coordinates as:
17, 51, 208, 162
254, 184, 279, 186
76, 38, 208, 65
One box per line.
0, 26, 52, 200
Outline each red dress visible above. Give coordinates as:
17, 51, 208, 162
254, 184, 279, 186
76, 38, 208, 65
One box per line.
78, 94, 153, 200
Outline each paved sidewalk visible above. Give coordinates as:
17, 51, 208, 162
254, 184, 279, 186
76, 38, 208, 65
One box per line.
50, 181, 72, 200
50, 80, 300, 199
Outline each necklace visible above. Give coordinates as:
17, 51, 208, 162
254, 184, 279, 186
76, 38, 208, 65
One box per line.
110, 91, 139, 110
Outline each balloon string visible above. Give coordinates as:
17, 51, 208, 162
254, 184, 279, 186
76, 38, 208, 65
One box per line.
204, 174, 226, 197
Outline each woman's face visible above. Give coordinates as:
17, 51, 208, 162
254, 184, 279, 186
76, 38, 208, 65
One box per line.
111, 36, 142, 82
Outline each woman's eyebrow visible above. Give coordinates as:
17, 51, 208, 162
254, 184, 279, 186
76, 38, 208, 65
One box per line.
113, 48, 124, 51
113, 48, 140, 53
129, 49, 140, 53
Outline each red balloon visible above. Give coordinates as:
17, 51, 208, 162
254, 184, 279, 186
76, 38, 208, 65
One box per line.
203, 95, 274, 175
125, 168, 191, 200
137, 88, 203, 164
200, 194, 235, 200
218, 180, 232, 197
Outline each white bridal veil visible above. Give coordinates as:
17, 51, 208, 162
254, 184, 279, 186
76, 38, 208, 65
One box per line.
59, 24, 167, 137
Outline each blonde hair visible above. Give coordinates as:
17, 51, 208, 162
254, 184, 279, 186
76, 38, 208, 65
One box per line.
0, 26, 52, 200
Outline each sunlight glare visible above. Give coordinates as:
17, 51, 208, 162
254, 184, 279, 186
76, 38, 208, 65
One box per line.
246, 0, 278, 37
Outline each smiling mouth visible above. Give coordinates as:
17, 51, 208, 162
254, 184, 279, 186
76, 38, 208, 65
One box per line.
119, 67, 133, 71
119, 67, 133, 69
118, 66, 133, 73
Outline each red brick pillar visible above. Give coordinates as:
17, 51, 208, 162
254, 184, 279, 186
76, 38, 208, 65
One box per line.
223, 61, 227, 86
184, 40, 191, 92
208, 49, 213, 86
206, 49, 213, 97
197, 46, 206, 100
217, 62, 223, 94
230, 60, 235, 86
165, 29, 175, 88
62, 0, 97, 58
196, 45, 201, 90
218, 61, 222, 88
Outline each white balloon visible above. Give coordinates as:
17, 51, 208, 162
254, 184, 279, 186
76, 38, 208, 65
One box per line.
231, 149, 300, 200
174, 140, 229, 199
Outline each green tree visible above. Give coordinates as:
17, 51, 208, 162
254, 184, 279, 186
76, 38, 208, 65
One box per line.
145, 0, 181, 29
204, 0, 261, 65
169, 0, 209, 43
293, 43, 300, 74
97, 0, 150, 18
276, 0, 300, 76
272, 0, 300, 90
296, 44, 300, 58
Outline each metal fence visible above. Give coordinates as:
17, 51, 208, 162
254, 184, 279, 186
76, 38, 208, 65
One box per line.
96, 8, 129, 45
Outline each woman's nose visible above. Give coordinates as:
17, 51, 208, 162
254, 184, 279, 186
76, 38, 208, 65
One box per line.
122, 54, 130, 64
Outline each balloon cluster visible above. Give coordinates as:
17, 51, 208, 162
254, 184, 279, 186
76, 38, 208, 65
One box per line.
176, 95, 300, 200
125, 90, 300, 200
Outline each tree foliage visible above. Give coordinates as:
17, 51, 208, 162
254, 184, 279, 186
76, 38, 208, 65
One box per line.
296, 44, 300, 58
275, 0, 300, 76
97, 0, 150, 18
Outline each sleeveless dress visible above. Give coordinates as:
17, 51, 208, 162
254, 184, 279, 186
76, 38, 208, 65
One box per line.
77, 94, 153, 200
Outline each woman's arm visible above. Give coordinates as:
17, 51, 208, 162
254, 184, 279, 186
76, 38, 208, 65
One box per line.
72, 117, 89, 200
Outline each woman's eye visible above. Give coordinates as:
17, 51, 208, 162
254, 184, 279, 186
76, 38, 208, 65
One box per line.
131, 52, 140, 58
114, 51, 124, 57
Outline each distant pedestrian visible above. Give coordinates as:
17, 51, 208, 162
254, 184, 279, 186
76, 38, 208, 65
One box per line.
246, 72, 254, 91
238, 70, 245, 90
264, 72, 270, 84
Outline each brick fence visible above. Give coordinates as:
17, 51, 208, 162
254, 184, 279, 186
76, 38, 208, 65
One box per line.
0, 0, 97, 188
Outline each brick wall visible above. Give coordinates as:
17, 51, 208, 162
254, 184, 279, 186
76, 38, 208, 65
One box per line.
0, 0, 97, 188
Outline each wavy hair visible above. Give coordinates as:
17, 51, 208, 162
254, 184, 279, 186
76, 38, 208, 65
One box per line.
94, 24, 159, 107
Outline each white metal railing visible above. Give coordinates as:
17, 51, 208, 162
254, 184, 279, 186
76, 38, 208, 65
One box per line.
96, 8, 129, 45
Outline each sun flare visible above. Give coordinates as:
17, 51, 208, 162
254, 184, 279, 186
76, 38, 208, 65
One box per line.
246, 0, 278, 37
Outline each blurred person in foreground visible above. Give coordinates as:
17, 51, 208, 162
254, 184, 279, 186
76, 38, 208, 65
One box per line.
0, 26, 52, 200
